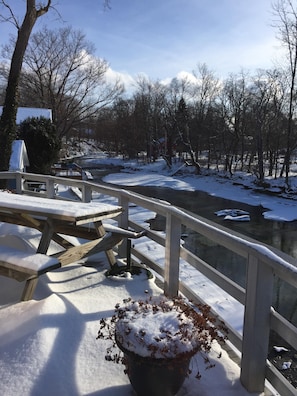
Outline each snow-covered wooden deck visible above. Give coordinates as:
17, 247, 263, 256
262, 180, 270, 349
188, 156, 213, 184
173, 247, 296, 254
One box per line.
0, 244, 276, 396
1, 172, 293, 395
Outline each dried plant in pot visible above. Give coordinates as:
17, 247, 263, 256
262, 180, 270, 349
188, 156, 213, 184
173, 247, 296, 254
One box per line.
97, 295, 228, 396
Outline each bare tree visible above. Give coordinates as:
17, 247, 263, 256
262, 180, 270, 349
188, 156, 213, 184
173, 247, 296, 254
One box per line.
175, 96, 201, 172
191, 63, 219, 168
16, 26, 124, 138
0, 0, 111, 174
220, 71, 251, 175
0, 0, 51, 174
163, 76, 193, 167
272, 0, 297, 185
249, 69, 287, 182
133, 76, 166, 162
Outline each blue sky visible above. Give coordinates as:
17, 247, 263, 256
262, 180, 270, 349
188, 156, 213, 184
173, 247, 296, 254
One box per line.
0, 1, 282, 86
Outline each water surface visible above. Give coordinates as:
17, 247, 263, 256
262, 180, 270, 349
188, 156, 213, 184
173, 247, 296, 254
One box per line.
79, 161, 297, 325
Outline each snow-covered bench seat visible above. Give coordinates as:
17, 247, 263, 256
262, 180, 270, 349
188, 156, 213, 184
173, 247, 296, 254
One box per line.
0, 246, 60, 301
0, 225, 147, 302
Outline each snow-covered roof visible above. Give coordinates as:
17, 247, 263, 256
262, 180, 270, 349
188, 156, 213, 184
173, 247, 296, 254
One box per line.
0, 106, 52, 124
9, 140, 29, 171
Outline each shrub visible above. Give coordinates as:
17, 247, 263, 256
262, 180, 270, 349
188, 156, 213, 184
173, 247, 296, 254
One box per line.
18, 117, 61, 174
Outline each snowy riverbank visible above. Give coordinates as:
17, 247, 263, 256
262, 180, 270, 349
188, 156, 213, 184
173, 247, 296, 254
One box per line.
94, 155, 297, 222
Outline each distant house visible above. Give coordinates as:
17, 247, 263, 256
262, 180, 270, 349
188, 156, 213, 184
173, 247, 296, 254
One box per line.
0, 106, 52, 123
0, 106, 52, 174
9, 140, 29, 172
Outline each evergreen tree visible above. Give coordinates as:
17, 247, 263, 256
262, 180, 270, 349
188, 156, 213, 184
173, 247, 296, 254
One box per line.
18, 117, 60, 174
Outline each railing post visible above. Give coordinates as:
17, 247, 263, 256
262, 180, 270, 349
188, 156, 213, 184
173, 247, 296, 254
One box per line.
81, 184, 92, 202
164, 212, 181, 298
46, 179, 56, 198
240, 254, 274, 392
118, 195, 129, 258
15, 172, 23, 194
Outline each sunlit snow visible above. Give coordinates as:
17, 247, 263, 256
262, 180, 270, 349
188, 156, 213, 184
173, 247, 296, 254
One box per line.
0, 151, 290, 396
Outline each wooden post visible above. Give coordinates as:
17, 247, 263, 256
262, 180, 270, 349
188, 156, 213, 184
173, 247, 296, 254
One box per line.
240, 254, 274, 392
118, 195, 129, 259
164, 213, 181, 298
82, 184, 92, 203
46, 179, 56, 198
15, 172, 22, 194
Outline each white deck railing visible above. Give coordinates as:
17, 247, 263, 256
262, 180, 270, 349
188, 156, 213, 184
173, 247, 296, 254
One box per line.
1, 171, 297, 396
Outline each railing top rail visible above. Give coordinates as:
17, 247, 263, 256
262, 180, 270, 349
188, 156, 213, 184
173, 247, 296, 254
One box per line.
2, 171, 297, 286
169, 205, 297, 283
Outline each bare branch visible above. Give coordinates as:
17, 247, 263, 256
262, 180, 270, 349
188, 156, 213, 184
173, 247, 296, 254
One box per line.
104, 0, 111, 10
36, 0, 52, 18
0, 0, 20, 28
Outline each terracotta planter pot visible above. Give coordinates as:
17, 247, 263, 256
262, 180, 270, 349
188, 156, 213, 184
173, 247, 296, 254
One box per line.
116, 335, 197, 396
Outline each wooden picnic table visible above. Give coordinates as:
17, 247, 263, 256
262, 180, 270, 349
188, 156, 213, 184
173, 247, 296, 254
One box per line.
0, 191, 124, 300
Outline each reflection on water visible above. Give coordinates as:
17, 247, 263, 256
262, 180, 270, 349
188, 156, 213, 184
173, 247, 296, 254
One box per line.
132, 185, 297, 258
183, 232, 247, 287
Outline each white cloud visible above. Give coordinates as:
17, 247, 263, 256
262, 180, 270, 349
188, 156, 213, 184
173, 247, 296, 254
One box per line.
105, 67, 136, 93
176, 71, 199, 84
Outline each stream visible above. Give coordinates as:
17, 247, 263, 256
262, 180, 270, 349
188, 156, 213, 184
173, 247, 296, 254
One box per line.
78, 161, 297, 327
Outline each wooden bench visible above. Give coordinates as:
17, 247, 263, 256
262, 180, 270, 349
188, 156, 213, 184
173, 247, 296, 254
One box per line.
52, 225, 147, 266
0, 226, 146, 302
0, 247, 60, 301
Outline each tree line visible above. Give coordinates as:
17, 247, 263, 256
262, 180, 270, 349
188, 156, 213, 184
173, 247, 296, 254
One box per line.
95, 67, 292, 184
1, 0, 297, 186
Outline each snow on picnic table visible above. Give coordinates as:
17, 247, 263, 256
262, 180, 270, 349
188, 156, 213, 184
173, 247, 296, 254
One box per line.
0, 190, 121, 219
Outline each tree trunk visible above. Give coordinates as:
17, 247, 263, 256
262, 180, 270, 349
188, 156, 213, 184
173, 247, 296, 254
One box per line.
0, 1, 51, 177
257, 128, 264, 184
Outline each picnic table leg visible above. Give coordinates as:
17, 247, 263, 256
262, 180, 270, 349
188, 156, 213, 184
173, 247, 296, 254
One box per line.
37, 218, 54, 254
21, 278, 38, 301
19, 213, 73, 250
94, 221, 118, 266
22, 219, 54, 301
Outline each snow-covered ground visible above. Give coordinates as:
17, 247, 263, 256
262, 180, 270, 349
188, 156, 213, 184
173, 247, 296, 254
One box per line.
1, 146, 295, 396
0, 255, 267, 396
